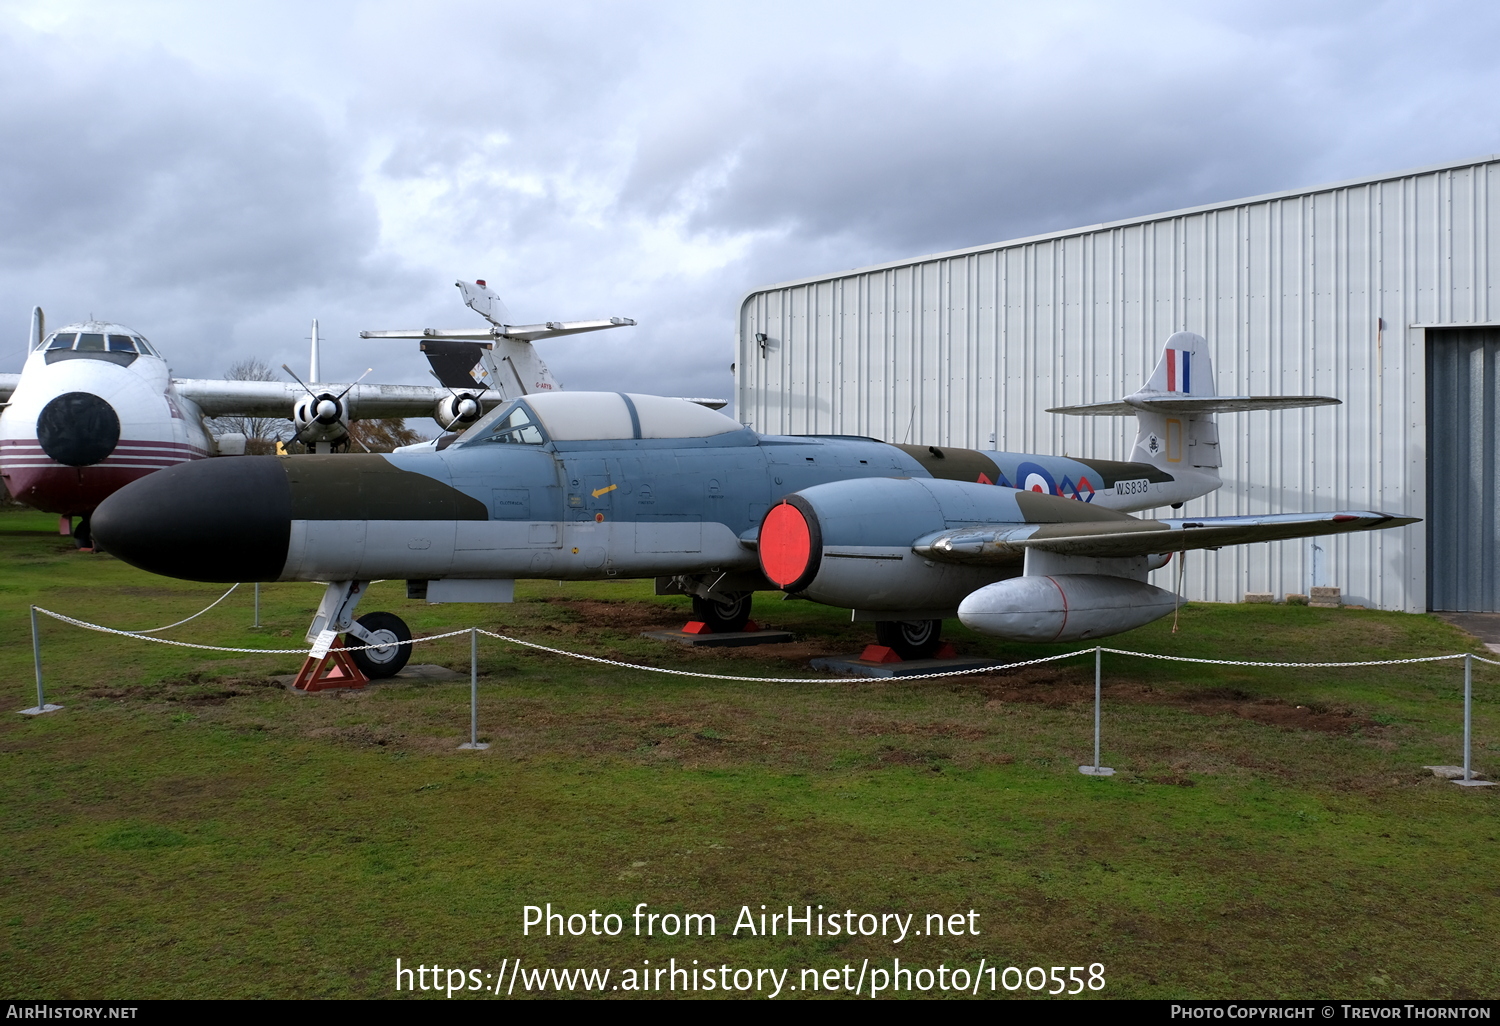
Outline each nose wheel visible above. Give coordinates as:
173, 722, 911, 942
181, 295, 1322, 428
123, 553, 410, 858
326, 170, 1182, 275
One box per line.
345, 611, 412, 678
875, 619, 943, 661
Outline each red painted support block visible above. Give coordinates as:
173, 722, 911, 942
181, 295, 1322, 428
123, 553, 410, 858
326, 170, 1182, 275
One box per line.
681, 621, 713, 635
934, 642, 957, 659
291, 638, 370, 692
743, 620, 761, 633
859, 644, 903, 664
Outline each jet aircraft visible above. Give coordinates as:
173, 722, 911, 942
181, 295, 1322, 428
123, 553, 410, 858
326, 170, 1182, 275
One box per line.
93, 331, 1416, 677
0, 283, 635, 547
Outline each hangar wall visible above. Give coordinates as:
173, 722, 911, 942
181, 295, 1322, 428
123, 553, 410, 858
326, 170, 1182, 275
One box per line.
735, 156, 1500, 612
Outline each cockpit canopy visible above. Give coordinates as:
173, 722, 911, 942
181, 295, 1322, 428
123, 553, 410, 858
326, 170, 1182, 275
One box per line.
38, 321, 159, 358
460, 391, 743, 446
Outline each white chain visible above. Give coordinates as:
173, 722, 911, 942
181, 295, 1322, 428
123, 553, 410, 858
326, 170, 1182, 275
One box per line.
474, 629, 1084, 682
1099, 646, 1481, 669
32, 607, 471, 654
129, 584, 240, 634
30, 605, 1500, 681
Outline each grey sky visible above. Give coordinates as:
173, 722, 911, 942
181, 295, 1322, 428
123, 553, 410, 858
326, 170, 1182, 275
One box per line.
1, 0, 1496, 412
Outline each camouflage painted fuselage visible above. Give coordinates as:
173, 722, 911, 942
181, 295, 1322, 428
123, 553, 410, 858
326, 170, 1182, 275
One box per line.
92, 422, 1188, 589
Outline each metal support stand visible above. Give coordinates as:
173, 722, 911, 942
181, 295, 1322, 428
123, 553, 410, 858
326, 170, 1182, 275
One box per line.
253, 583, 260, 628
1078, 646, 1113, 776
20, 606, 62, 716
1454, 653, 1494, 787
459, 628, 489, 750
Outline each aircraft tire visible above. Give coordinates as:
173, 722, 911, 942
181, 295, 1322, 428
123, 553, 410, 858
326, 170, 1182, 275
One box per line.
691, 591, 753, 633
875, 619, 943, 661
73, 514, 93, 551
347, 611, 412, 679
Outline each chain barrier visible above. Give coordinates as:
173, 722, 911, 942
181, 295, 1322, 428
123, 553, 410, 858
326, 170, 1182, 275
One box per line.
127, 584, 241, 634
32, 606, 473, 654
29, 604, 1500, 682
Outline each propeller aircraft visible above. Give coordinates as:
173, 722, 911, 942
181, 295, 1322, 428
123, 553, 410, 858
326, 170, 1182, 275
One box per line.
0, 283, 636, 547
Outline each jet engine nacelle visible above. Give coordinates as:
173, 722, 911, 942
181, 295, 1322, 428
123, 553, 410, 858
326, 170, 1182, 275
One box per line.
957, 574, 1180, 642
292, 392, 351, 446
433, 392, 484, 431
758, 477, 1035, 613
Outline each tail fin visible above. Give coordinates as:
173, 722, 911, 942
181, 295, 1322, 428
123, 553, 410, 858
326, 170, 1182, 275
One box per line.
1129, 332, 1221, 473
456, 279, 513, 327
1047, 331, 1340, 477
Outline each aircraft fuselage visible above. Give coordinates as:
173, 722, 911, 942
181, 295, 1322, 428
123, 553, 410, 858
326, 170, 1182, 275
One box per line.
92, 422, 1203, 598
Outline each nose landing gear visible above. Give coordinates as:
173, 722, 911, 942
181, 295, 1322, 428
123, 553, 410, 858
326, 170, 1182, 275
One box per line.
294, 581, 414, 689
345, 611, 412, 678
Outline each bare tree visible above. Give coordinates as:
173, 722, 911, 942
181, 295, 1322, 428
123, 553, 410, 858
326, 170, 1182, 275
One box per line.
347, 418, 427, 453
208, 358, 289, 455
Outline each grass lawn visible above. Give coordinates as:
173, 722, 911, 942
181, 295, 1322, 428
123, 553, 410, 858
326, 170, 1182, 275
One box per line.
1, 506, 1496, 1000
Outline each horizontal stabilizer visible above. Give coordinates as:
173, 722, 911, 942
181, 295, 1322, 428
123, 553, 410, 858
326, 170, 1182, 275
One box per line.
361, 318, 636, 343
420, 340, 493, 391
916, 510, 1417, 565
1049, 395, 1340, 416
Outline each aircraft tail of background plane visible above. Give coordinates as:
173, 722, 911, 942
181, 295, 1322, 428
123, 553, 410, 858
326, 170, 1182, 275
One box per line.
1048, 330, 1340, 485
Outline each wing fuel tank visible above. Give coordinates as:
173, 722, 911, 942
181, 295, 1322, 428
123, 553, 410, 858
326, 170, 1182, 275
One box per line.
957, 574, 1180, 642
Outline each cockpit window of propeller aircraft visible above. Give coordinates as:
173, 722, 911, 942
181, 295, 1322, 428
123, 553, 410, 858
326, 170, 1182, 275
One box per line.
41, 331, 158, 357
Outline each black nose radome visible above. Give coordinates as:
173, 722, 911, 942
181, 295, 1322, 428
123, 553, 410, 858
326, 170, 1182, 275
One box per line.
93, 456, 292, 582
37, 391, 120, 466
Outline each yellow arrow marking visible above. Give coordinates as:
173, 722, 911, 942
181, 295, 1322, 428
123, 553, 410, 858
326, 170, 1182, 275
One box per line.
591, 483, 618, 498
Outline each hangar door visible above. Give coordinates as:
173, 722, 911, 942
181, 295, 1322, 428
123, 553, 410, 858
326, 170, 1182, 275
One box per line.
1427, 328, 1500, 611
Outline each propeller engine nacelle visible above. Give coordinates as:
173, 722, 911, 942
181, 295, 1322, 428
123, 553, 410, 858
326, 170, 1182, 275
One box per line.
292, 391, 351, 446
433, 392, 484, 431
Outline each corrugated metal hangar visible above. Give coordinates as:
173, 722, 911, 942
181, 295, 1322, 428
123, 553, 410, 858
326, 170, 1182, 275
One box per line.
736, 155, 1500, 614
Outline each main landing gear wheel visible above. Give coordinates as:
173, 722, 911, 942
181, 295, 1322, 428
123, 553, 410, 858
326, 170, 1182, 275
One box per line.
73, 514, 93, 550
346, 611, 412, 679
691, 591, 753, 633
875, 619, 943, 661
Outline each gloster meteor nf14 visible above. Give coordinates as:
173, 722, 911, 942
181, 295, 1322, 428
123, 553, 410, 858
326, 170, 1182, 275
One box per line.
94, 331, 1415, 676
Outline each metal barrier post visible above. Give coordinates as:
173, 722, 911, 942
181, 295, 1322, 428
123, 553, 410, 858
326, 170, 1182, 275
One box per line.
1079, 647, 1113, 776
459, 628, 489, 750
253, 583, 260, 628
1454, 652, 1493, 787
20, 606, 62, 716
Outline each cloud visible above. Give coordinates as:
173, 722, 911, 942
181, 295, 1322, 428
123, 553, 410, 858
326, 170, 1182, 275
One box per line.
1, 0, 1499, 404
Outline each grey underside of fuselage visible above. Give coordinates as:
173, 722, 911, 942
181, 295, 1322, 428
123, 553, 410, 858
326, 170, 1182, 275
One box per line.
280, 518, 756, 581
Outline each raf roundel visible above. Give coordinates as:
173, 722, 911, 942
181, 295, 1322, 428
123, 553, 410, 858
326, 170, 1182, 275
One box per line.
758, 500, 820, 591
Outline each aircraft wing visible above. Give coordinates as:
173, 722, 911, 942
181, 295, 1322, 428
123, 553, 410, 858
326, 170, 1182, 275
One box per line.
0, 372, 19, 405
173, 379, 489, 419
1048, 395, 1340, 415
915, 510, 1417, 564
361, 318, 636, 343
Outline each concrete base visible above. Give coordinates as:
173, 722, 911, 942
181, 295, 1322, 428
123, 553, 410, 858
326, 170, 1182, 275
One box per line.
1079, 765, 1116, 777
809, 655, 1007, 678
273, 664, 463, 688
458, 742, 491, 750
18, 704, 63, 716
643, 629, 795, 648
1424, 765, 1487, 780
1452, 778, 1496, 787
